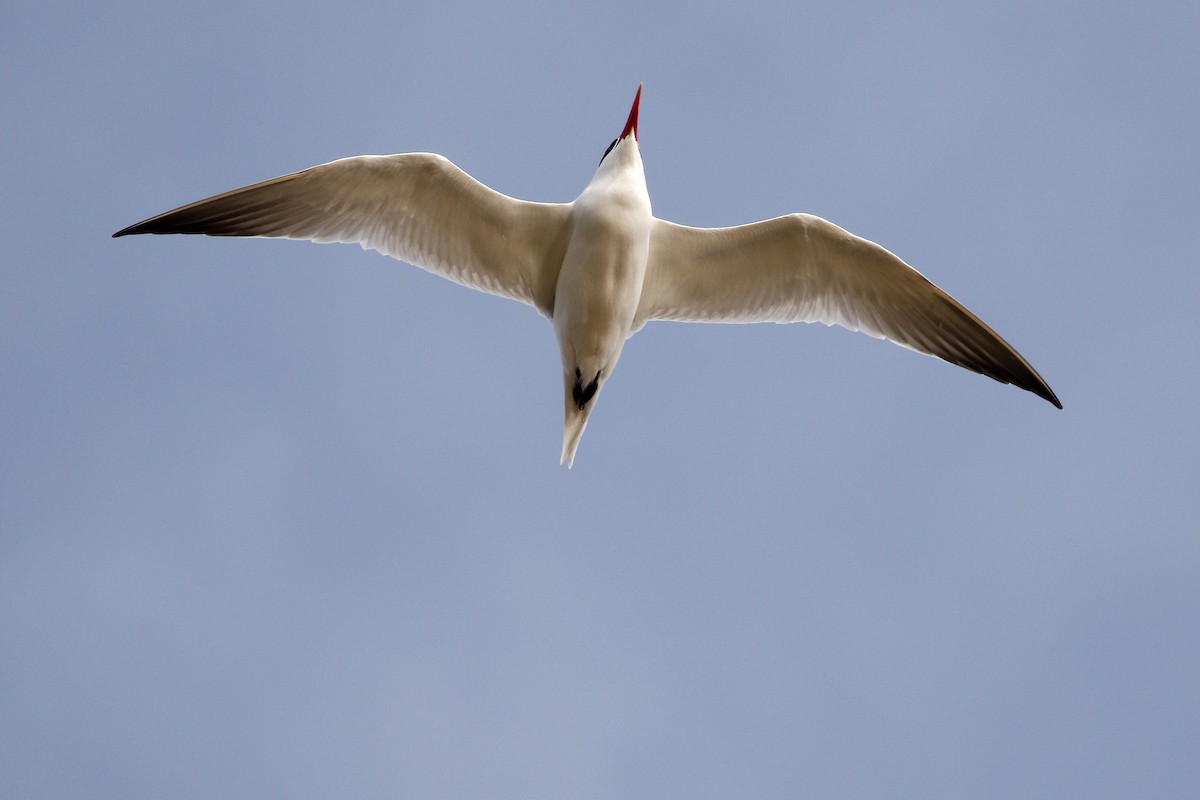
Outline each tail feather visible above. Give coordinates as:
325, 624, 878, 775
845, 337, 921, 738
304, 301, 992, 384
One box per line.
561, 412, 589, 468
560, 371, 595, 468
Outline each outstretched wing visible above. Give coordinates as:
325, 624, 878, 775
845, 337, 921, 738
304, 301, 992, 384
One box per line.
636, 214, 1060, 407
115, 153, 572, 316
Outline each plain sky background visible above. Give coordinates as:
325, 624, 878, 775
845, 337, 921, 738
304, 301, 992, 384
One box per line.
2, 2, 1198, 798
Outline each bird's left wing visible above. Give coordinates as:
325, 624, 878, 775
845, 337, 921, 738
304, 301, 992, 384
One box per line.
636, 214, 1060, 407
115, 153, 572, 316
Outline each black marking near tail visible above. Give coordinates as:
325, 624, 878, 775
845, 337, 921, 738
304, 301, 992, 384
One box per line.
572, 368, 600, 410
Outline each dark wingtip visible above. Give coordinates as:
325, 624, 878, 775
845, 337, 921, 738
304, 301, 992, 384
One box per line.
1030, 381, 1063, 410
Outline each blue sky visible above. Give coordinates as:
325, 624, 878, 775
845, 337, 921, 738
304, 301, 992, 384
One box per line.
2, 2, 1198, 798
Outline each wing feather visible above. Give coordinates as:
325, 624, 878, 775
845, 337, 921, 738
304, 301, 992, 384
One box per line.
637, 214, 1061, 407
114, 153, 572, 316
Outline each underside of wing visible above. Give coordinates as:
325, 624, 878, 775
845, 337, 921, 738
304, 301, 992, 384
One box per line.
637, 215, 1061, 408
115, 154, 572, 315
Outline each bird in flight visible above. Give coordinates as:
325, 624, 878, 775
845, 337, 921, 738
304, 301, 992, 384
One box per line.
115, 84, 1060, 467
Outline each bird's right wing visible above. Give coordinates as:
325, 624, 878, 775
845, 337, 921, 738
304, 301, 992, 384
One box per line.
114, 153, 573, 316
636, 214, 1060, 407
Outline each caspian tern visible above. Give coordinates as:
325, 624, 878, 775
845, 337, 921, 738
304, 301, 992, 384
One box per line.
115, 84, 1060, 467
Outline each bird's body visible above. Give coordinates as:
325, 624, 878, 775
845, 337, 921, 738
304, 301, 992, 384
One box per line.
553, 119, 653, 463
115, 85, 1059, 466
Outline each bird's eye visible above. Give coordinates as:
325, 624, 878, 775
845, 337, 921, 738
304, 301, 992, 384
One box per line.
600, 138, 618, 165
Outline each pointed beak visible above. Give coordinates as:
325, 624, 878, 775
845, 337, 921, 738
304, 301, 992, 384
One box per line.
620, 83, 642, 141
